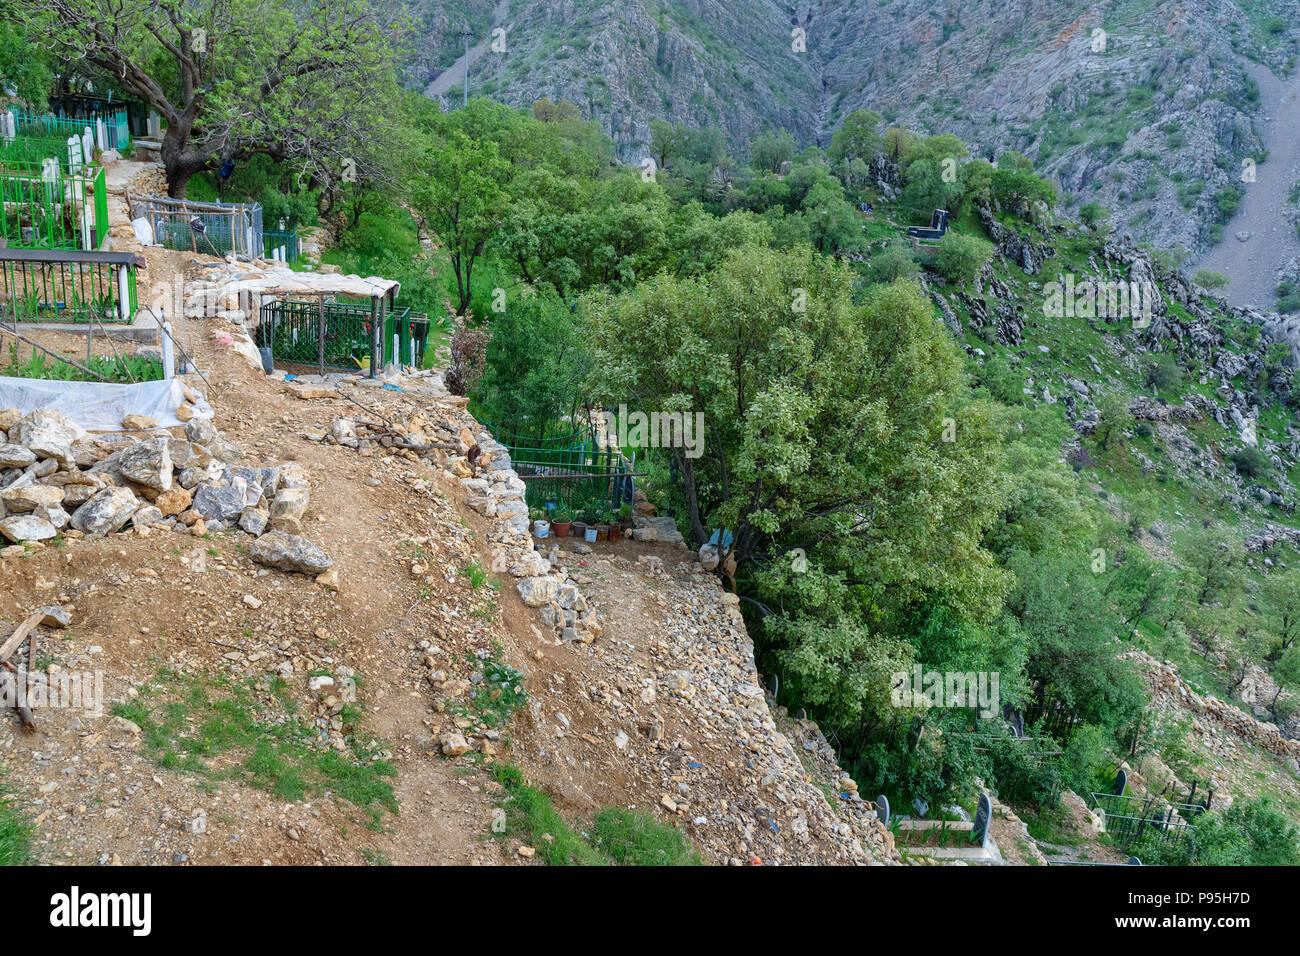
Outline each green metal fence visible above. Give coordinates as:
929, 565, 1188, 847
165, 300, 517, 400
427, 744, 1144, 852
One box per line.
262, 228, 299, 263
0, 248, 138, 324
0, 133, 81, 169
256, 298, 427, 373
0, 159, 107, 250
14, 108, 130, 151
129, 194, 262, 257
494, 424, 633, 517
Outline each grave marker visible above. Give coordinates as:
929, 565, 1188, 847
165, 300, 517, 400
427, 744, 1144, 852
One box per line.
972, 791, 992, 848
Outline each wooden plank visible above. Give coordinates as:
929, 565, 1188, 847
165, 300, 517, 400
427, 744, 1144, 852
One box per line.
0, 612, 44, 665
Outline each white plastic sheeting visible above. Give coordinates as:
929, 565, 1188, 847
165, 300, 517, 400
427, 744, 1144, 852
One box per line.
0, 376, 213, 433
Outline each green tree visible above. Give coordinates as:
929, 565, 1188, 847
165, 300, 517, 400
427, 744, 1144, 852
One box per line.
749, 129, 798, 174
413, 127, 509, 314
1093, 392, 1132, 452
1182, 524, 1245, 606
473, 290, 588, 434
9, 0, 402, 197
0, 21, 51, 106
585, 248, 1010, 621
862, 243, 920, 284
827, 109, 883, 164
1269, 645, 1300, 713
1078, 201, 1109, 230
1263, 569, 1300, 659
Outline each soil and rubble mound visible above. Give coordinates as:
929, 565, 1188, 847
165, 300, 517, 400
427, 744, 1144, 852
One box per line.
314, 367, 897, 864
0, 405, 332, 577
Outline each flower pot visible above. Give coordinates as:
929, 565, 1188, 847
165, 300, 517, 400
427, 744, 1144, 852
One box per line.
533, 520, 550, 538
572, 521, 587, 538
584, 527, 598, 543
608, 523, 622, 542
553, 521, 571, 537
596, 524, 609, 541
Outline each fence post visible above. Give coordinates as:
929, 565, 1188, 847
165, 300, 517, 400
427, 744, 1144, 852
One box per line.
118, 264, 133, 322
161, 320, 175, 380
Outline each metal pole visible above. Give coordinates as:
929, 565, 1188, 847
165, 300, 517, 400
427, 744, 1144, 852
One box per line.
460, 30, 472, 108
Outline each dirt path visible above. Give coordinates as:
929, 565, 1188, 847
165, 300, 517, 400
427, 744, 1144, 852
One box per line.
424, 0, 510, 103
0, 328, 514, 865
1195, 61, 1300, 310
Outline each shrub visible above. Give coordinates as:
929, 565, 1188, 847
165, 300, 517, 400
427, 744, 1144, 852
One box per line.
863, 242, 921, 284
935, 231, 993, 284
986, 738, 1062, 810
1143, 353, 1183, 394
1193, 269, 1228, 289
1230, 445, 1270, 478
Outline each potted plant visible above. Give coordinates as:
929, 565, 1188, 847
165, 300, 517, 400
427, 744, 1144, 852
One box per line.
607, 508, 623, 542
618, 503, 634, 531
529, 507, 550, 538
552, 508, 572, 537
583, 511, 599, 542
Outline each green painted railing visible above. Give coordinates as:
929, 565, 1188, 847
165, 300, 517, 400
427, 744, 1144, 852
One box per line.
262, 228, 300, 263
0, 248, 138, 324
0, 159, 108, 251
14, 108, 130, 151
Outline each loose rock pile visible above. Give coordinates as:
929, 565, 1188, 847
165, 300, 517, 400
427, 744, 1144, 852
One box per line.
1128, 649, 1300, 763
0, 407, 331, 576
320, 378, 605, 647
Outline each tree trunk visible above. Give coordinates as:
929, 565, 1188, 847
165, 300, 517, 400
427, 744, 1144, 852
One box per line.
159, 121, 209, 199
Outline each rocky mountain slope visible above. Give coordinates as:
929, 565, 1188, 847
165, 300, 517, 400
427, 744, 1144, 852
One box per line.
411, 0, 1300, 256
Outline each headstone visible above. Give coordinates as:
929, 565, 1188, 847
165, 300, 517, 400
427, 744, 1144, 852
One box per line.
1127, 856, 1142, 866
972, 791, 992, 848
874, 795, 890, 827
82, 127, 94, 163
1113, 768, 1128, 796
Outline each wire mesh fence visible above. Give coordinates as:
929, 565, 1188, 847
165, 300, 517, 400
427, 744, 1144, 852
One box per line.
0, 248, 138, 324
128, 195, 263, 257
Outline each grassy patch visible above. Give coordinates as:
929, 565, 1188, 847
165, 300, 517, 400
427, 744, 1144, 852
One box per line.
114, 668, 397, 828
491, 763, 700, 866
0, 777, 32, 866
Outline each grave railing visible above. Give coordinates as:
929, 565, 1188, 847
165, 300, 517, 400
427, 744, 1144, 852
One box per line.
0, 247, 138, 324
0, 158, 108, 251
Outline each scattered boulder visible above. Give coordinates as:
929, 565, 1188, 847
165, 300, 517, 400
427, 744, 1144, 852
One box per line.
131, 505, 165, 528
239, 507, 269, 535
268, 486, 309, 533
1, 484, 65, 513
120, 414, 158, 430
516, 575, 559, 607
117, 437, 173, 491
249, 530, 333, 575
155, 486, 193, 517
0, 514, 57, 542
0, 444, 35, 468
70, 486, 140, 536
192, 479, 252, 521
